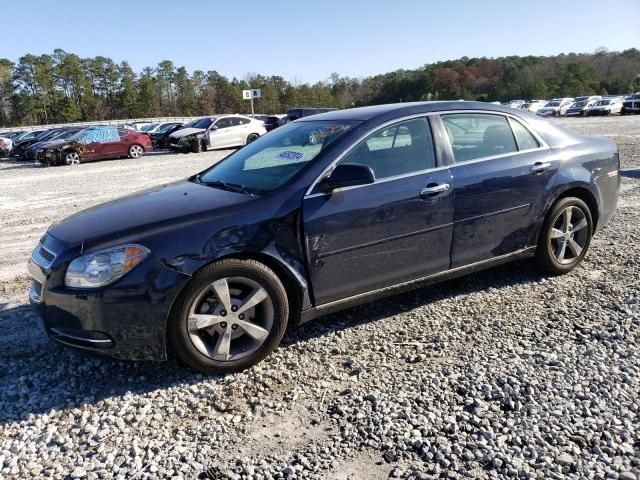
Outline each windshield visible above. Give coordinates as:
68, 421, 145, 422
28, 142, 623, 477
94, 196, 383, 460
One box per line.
191, 118, 214, 129
156, 123, 178, 133
140, 123, 158, 132
572, 101, 587, 108
546, 102, 560, 107
595, 100, 611, 106
196, 120, 359, 195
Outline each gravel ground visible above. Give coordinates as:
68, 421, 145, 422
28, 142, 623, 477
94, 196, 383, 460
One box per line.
1, 116, 639, 479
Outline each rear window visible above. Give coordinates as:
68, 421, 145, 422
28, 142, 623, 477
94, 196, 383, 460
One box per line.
442, 114, 517, 162
508, 118, 540, 150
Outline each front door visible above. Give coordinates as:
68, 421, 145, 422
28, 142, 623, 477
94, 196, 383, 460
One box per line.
303, 117, 454, 305
209, 118, 234, 149
439, 112, 558, 267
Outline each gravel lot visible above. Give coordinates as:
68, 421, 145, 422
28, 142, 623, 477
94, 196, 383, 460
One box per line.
1, 116, 639, 479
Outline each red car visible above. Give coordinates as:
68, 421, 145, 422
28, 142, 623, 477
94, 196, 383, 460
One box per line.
38, 126, 153, 166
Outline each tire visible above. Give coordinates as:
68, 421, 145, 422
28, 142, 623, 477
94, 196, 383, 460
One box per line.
168, 259, 289, 374
535, 197, 593, 275
64, 151, 81, 166
191, 138, 203, 153
128, 144, 145, 159
246, 133, 260, 145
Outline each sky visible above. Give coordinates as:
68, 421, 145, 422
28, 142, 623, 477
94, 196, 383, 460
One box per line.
3, 0, 639, 83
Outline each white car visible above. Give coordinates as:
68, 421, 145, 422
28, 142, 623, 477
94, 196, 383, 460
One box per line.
537, 98, 575, 117
168, 115, 266, 153
519, 100, 547, 113
586, 97, 624, 116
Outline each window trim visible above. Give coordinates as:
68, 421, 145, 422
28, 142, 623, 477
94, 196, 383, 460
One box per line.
305, 113, 442, 197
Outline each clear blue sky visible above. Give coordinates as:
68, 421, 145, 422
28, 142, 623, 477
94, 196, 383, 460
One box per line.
3, 0, 639, 83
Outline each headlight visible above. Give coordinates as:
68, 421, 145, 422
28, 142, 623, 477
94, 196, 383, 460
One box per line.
65, 244, 150, 288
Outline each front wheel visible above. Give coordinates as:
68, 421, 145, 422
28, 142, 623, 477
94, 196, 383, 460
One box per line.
168, 259, 289, 374
65, 151, 81, 166
128, 144, 144, 158
246, 133, 260, 144
535, 197, 593, 275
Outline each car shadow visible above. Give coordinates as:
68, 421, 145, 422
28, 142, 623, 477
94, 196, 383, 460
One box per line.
621, 168, 640, 179
0, 259, 544, 425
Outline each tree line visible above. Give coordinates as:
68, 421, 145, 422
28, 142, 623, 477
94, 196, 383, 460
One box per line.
1, 48, 639, 127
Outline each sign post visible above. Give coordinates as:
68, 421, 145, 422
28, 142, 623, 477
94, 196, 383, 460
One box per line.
242, 89, 262, 118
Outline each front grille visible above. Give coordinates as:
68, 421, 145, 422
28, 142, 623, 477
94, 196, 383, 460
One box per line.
31, 241, 56, 269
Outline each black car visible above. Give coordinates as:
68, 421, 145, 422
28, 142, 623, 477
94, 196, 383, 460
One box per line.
28, 101, 619, 374
25, 128, 81, 160
622, 93, 640, 114
263, 115, 287, 132
11, 129, 59, 158
149, 122, 184, 149
287, 107, 339, 122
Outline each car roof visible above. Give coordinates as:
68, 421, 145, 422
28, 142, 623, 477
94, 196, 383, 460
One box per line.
297, 101, 525, 122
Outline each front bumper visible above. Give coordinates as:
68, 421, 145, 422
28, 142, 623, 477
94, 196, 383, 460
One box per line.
28, 234, 191, 360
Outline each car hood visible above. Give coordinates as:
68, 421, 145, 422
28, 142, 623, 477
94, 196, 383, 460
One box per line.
168, 127, 205, 139
48, 180, 253, 245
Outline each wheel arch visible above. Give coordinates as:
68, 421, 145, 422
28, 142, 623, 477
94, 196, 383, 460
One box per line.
164, 249, 309, 345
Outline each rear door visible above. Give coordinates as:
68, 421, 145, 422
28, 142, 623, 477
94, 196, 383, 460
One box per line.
303, 116, 454, 305
439, 112, 558, 267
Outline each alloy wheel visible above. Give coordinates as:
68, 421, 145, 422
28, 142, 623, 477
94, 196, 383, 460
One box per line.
186, 277, 274, 361
548, 205, 589, 265
130, 145, 144, 158
65, 152, 80, 165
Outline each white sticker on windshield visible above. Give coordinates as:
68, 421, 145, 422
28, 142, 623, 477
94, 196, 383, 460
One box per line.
276, 150, 305, 162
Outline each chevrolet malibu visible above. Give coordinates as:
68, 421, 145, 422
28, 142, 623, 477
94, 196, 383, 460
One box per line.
28, 102, 619, 374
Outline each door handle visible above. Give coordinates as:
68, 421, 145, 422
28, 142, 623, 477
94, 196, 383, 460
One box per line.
420, 183, 450, 197
531, 162, 551, 173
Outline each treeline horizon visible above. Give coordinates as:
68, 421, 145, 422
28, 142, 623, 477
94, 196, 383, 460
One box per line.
1, 48, 639, 127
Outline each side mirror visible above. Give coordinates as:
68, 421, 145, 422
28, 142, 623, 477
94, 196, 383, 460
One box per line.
318, 163, 375, 192
210, 125, 218, 131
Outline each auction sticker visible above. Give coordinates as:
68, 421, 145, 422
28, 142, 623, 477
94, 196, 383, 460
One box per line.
276, 151, 305, 162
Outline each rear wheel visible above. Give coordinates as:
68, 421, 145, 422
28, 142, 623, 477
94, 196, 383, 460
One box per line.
65, 151, 81, 166
168, 259, 289, 374
535, 197, 593, 274
128, 144, 144, 158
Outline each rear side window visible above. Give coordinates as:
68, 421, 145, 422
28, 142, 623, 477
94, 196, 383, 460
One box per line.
508, 118, 540, 150
442, 114, 517, 162
338, 117, 436, 179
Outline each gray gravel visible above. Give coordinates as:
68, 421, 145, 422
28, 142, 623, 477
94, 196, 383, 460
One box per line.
1, 116, 639, 479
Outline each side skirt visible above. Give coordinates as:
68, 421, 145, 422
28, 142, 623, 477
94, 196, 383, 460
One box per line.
299, 247, 536, 324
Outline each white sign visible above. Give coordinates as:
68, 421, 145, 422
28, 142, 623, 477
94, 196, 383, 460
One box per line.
242, 90, 252, 100
251, 89, 261, 99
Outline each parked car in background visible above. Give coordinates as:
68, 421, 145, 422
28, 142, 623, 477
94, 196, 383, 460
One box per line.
622, 93, 640, 114
287, 107, 339, 122
168, 115, 266, 153
536, 98, 575, 117
149, 122, 184, 149
565, 96, 602, 117
130, 121, 155, 131
507, 99, 525, 109
139, 123, 159, 132
586, 97, 624, 116
0, 137, 10, 157
25, 128, 83, 160
10, 129, 52, 158
27, 101, 619, 373
264, 114, 287, 132
519, 100, 547, 113
38, 126, 152, 166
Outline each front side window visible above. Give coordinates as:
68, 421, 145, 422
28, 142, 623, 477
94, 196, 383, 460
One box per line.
197, 120, 358, 194
338, 118, 435, 179
215, 118, 232, 129
442, 114, 517, 162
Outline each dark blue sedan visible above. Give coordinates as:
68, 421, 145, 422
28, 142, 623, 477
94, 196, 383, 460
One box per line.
28, 101, 620, 373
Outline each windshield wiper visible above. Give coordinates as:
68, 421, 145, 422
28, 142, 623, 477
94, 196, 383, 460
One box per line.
197, 177, 254, 196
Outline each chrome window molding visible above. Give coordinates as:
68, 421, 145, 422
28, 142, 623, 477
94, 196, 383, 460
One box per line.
303, 109, 550, 199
